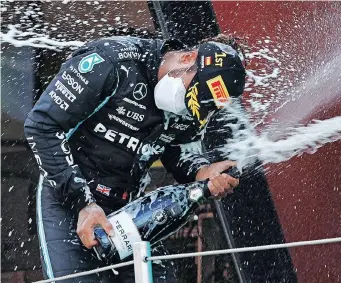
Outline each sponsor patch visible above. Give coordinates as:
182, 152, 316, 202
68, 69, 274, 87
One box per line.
55, 80, 76, 102
206, 75, 230, 107
120, 65, 130, 77
62, 72, 84, 94
48, 90, 69, 111
78, 53, 104, 73
26, 136, 56, 187
133, 83, 147, 100
123, 97, 146, 110
116, 106, 126, 115
96, 184, 112, 196
69, 65, 89, 85
116, 106, 144, 122
119, 46, 139, 52
55, 131, 74, 166
171, 123, 190, 131
159, 134, 175, 143
93, 123, 140, 152
127, 111, 144, 122
108, 113, 139, 131
118, 51, 142, 60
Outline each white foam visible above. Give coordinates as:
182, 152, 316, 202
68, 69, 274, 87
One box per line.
246, 68, 280, 87
217, 102, 341, 171
178, 141, 209, 174
245, 51, 280, 63
0, 25, 84, 50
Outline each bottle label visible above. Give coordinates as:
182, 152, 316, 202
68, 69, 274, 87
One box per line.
108, 211, 142, 260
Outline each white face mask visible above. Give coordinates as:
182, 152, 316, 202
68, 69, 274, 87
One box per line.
154, 74, 188, 115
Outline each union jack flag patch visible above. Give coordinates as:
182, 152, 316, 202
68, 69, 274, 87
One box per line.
96, 184, 112, 196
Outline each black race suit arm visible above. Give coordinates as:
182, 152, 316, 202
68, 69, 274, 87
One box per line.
161, 107, 245, 184
160, 140, 210, 184
24, 45, 118, 212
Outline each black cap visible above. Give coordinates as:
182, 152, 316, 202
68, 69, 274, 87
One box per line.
185, 42, 246, 126
160, 38, 187, 55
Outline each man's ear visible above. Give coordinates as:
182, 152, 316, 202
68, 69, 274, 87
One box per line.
180, 50, 198, 64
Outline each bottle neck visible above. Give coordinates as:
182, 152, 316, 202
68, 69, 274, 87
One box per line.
187, 180, 210, 203
189, 166, 241, 202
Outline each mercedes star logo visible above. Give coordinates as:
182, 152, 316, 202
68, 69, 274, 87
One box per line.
133, 83, 147, 100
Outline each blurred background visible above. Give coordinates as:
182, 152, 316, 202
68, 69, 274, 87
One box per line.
1, 1, 340, 282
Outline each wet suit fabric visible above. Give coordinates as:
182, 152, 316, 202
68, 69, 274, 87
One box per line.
25, 36, 210, 282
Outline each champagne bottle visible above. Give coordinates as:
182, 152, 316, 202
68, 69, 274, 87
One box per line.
93, 167, 240, 263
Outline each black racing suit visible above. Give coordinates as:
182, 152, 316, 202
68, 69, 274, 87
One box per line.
24, 36, 211, 282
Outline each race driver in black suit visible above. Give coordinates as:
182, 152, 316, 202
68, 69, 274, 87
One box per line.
24, 34, 246, 282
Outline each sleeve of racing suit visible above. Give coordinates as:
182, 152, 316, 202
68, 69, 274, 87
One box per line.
161, 107, 244, 184
160, 140, 211, 184
24, 45, 118, 213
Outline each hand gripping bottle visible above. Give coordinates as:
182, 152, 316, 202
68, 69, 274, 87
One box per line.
93, 167, 240, 263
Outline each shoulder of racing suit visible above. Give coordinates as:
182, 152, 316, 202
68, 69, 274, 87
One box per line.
77, 36, 154, 63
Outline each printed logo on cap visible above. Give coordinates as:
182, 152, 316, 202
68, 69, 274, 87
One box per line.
206, 75, 230, 108
78, 53, 105, 73
214, 52, 227, 67
186, 82, 200, 119
201, 56, 212, 67
186, 82, 206, 126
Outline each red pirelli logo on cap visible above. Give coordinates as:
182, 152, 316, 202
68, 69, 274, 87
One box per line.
206, 75, 230, 107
